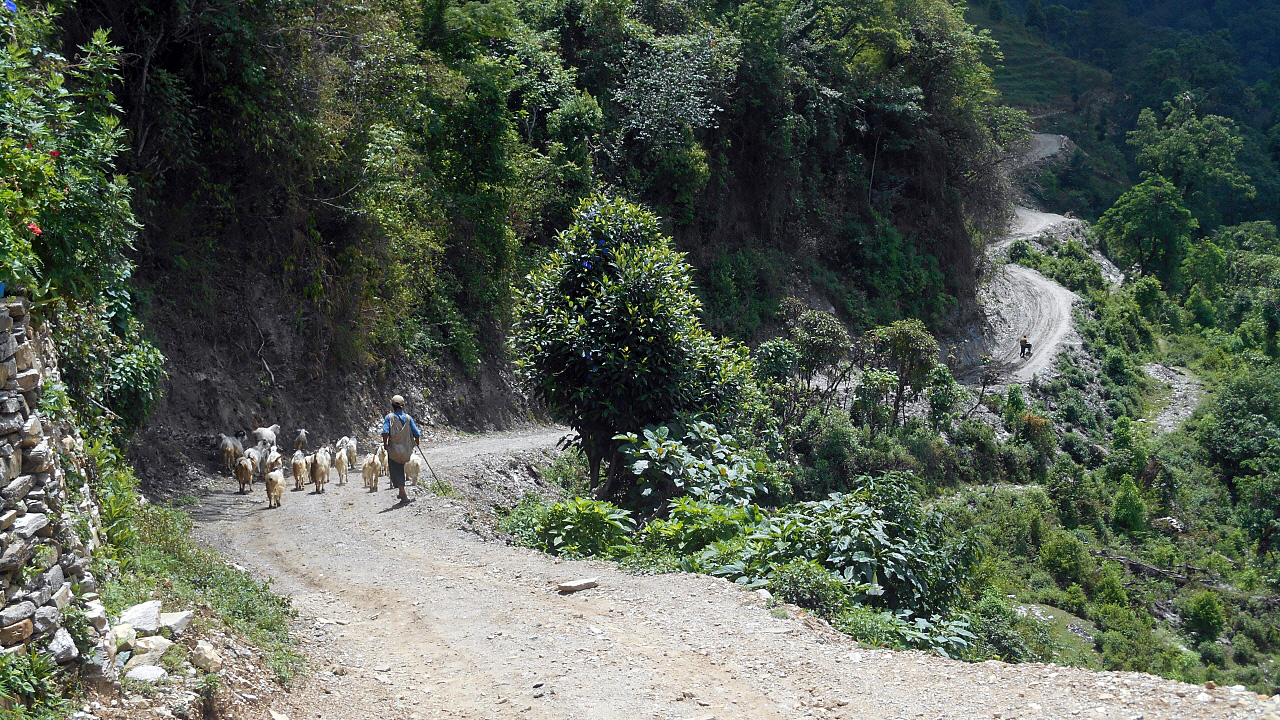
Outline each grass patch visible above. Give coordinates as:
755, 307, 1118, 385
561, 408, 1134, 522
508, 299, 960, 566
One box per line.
1020, 602, 1103, 668
429, 479, 457, 497
97, 505, 303, 685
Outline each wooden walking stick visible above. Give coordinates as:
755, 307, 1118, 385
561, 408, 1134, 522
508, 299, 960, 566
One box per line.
415, 440, 443, 487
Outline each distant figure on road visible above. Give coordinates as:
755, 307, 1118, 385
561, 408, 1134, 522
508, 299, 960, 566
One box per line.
1020, 335, 1032, 358
381, 394, 421, 505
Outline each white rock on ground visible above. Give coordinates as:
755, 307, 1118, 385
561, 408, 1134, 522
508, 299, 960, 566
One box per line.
159, 611, 193, 636
124, 665, 168, 683
191, 640, 223, 672
125, 636, 173, 670
118, 600, 162, 635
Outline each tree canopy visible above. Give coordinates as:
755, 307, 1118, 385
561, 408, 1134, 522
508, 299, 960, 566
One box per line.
513, 195, 756, 497
1095, 174, 1198, 285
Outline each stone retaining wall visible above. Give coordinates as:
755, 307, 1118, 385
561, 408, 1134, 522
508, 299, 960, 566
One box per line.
0, 293, 115, 683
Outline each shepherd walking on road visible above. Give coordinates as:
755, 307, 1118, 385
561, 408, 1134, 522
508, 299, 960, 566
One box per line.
382, 394, 421, 505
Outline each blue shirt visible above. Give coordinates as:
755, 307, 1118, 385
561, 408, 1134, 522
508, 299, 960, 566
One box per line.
383, 411, 421, 438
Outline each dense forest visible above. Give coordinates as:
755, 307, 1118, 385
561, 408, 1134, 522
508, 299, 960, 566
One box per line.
7, 0, 1280, 714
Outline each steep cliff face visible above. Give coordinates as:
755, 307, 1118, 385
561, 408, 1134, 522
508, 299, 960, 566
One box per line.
0, 293, 116, 684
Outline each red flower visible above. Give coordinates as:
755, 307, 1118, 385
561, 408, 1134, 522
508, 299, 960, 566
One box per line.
24, 143, 30, 149
49, 150, 59, 157
27, 222, 41, 235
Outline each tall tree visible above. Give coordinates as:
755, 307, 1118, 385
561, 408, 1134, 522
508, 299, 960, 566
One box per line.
1128, 94, 1256, 226
869, 318, 939, 428
513, 195, 756, 498
1096, 173, 1198, 284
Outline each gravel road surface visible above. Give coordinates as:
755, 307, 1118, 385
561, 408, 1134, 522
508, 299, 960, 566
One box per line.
192, 430, 1276, 720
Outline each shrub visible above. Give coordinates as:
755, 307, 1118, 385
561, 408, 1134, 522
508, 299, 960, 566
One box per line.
926, 365, 964, 432
769, 559, 848, 618
1092, 568, 1129, 606
1183, 590, 1227, 642
0, 650, 66, 717
1061, 583, 1090, 616
1112, 474, 1148, 532
1198, 640, 1227, 667
834, 606, 975, 659
1232, 635, 1259, 665
640, 497, 760, 553
499, 494, 547, 547
537, 497, 634, 559
1039, 530, 1093, 588
967, 594, 1055, 663
616, 421, 771, 508
1061, 431, 1093, 465
755, 338, 800, 383
541, 449, 590, 496
836, 605, 901, 647
705, 472, 971, 615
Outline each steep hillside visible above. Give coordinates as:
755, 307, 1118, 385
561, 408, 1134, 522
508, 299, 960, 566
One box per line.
50, 1, 1026, 479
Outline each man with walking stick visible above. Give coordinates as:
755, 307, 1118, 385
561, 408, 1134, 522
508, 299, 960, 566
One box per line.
382, 395, 421, 505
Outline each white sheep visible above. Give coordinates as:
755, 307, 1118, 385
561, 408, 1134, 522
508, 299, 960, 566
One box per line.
361, 453, 379, 492
312, 447, 331, 493
333, 445, 348, 486
253, 424, 281, 447
404, 455, 421, 486
291, 450, 308, 491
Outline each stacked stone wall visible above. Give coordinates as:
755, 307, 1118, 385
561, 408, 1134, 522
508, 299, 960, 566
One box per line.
0, 293, 114, 682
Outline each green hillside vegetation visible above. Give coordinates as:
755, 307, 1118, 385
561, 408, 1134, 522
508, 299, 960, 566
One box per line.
503, 191, 1280, 690
49, 0, 1025, 375
966, 0, 1280, 227
964, 5, 1109, 108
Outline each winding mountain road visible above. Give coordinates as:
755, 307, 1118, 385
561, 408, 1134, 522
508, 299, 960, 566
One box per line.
980, 207, 1081, 383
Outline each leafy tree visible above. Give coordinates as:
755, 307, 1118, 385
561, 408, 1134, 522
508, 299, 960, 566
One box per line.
1198, 368, 1280, 484
1, 15, 165, 432
1112, 474, 1148, 533
1096, 173, 1198, 285
1180, 240, 1227, 297
1039, 530, 1093, 588
1128, 94, 1256, 226
782, 299, 851, 385
926, 365, 963, 432
1185, 283, 1216, 327
754, 338, 800, 383
870, 319, 940, 428
1003, 384, 1027, 429
1024, 0, 1047, 33
1182, 590, 1226, 642
513, 195, 757, 498
853, 368, 897, 436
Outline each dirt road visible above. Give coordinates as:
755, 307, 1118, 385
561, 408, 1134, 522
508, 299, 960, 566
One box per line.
193, 431, 1273, 720
979, 208, 1081, 383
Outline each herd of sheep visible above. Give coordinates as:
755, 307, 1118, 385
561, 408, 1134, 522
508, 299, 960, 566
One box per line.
215, 424, 423, 508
